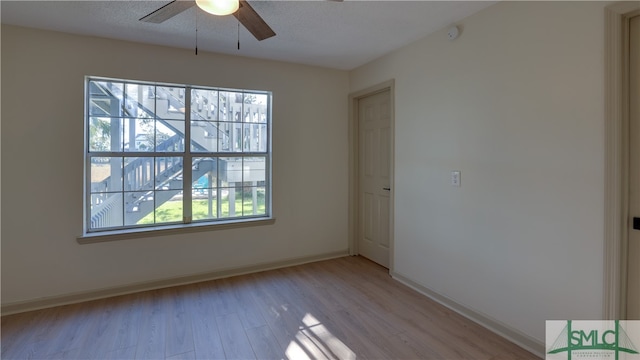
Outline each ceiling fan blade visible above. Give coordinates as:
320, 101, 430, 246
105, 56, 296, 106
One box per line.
140, 0, 195, 23
234, 0, 276, 41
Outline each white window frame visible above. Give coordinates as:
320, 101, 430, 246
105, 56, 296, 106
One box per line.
81, 76, 272, 240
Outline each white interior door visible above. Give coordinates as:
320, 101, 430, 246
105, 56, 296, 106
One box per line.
628, 15, 640, 320
358, 90, 391, 268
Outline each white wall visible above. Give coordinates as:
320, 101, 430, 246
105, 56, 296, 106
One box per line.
2, 0, 611, 348
350, 1, 607, 345
1, 25, 349, 305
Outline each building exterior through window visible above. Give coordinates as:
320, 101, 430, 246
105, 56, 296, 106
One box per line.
85, 77, 271, 233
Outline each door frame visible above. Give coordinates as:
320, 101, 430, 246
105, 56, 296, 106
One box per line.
604, 2, 640, 320
348, 80, 395, 271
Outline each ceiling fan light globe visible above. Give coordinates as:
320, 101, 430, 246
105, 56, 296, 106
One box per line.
196, 0, 239, 16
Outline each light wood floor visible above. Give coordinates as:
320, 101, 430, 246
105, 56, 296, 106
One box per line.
1, 256, 537, 359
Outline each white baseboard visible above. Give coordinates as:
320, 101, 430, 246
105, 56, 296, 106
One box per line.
391, 271, 545, 359
1, 250, 349, 316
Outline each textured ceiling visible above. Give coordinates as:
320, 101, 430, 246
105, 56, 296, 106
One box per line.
1, 0, 496, 70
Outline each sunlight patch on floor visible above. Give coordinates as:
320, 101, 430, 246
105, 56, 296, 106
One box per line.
285, 313, 356, 360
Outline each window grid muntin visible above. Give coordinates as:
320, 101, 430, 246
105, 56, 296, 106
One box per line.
85, 77, 271, 233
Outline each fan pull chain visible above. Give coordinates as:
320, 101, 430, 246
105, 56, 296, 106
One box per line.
195, 8, 199, 55
237, 21, 240, 50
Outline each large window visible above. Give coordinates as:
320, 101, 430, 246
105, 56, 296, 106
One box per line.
85, 77, 271, 233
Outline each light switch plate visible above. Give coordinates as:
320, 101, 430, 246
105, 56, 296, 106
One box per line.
451, 171, 461, 187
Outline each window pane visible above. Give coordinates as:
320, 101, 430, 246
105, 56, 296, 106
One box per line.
232, 123, 243, 152
124, 118, 154, 152
242, 186, 266, 216
89, 117, 122, 152
192, 89, 218, 120
191, 121, 218, 152
156, 121, 185, 152
192, 158, 217, 189
242, 125, 251, 152
218, 122, 234, 152
220, 187, 243, 218
155, 157, 183, 190
124, 191, 153, 226
154, 190, 183, 224
124, 84, 154, 119
192, 189, 217, 221
124, 157, 154, 191
90, 157, 122, 193
192, 158, 217, 220
90, 192, 123, 229
135, 190, 183, 225
245, 93, 269, 123
89, 81, 124, 117
231, 93, 244, 122
219, 92, 229, 121
156, 86, 186, 121
244, 157, 266, 184
219, 157, 243, 187
244, 123, 267, 152
219, 91, 244, 122
219, 157, 243, 218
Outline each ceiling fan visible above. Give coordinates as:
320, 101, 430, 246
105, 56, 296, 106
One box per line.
140, 0, 276, 41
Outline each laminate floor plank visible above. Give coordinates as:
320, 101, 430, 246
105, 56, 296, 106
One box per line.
97, 345, 137, 360
188, 283, 226, 360
320, 261, 472, 357
274, 268, 347, 319
323, 307, 395, 360
75, 298, 126, 360
1, 312, 29, 353
216, 313, 256, 360
250, 271, 353, 360
134, 290, 168, 360
245, 325, 284, 360
1, 256, 538, 360
293, 314, 356, 360
245, 272, 307, 351
45, 301, 102, 357
108, 293, 144, 352
393, 330, 468, 359
279, 267, 346, 314
16, 306, 74, 359
327, 260, 482, 359
224, 277, 267, 330
207, 280, 239, 318
165, 287, 195, 358
46, 347, 83, 360
269, 305, 338, 360
166, 350, 196, 360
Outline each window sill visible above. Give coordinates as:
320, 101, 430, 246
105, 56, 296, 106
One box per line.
77, 217, 276, 244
